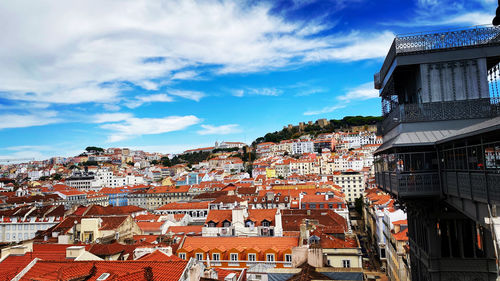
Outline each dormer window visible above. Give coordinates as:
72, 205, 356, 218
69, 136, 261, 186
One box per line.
207, 221, 216, 227
262, 220, 270, 227
223, 220, 231, 227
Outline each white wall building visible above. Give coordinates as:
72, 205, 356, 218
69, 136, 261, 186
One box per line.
291, 141, 314, 155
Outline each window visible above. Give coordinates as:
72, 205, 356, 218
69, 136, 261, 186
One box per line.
179, 253, 186, 260
342, 260, 351, 268
262, 220, 270, 227
196, 253, 203, 260
212, 253, 220, 261
230, 253, 238, 261
285, 254, 292, 262
24, 233, 28, 240
266, 254, 275, 262
6, 234, 9, 240
6, 225, 9, 231
24, 225, 28, 230
248, 253, 256, 261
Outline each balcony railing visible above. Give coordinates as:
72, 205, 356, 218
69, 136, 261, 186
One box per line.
376, 172, 441, 197
376, 25, 500, 88
443, 171, 500, 204
379, 98, 500, 134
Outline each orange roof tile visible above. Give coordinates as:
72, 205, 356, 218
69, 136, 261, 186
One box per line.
179, 236, 298, 253
157, 201, 209, 210
19, 260, 189, 281
138, 250, 182, 261
393, 228, 409, 241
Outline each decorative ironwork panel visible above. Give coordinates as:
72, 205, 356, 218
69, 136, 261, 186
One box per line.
457, 172, 472, 199
397, 172, 440, 196
384, 172, 392, 194
470, 174, 487, 202
379, 99, 500, 134
445, 172, 458, 196
487, 174, 500, 204
395, 26, 500, 55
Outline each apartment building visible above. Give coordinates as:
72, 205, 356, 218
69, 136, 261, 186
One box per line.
0, 205, 65, 242
332, 171, 365, 203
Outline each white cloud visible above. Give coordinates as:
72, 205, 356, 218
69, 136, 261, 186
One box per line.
125, 94, 174, 108
2, 85, 120, 104
102, 104, 121, 111
92, 113, 133, 123
168, 90, 205, 102
128, 143, 214, 154
295, 88, 325, 96
338, 82, 378, 101
233, 90, 245, 97
233, 88, 283, 97
303, 105, 345, 116
0, 111, 61, 129
303, 81, 377, 116
5, 145, 54, 151
0, 0, 394, 107
386, 0, 495, 27
197, 124, 242, 135
100, 115, 201, 142
172, 70, 199, 80
303, 31, 395, 62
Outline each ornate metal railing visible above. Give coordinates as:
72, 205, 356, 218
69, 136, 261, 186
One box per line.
379, 98, 500, 134
376, 172, 441, 197
395, 26, 500, 54
376, 25, 500, 89
443, 171, 500, 204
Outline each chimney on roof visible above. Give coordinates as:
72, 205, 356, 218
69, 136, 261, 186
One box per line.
9, 245, 29, 256
225, 273, 237, 281
66, 245, 85, 259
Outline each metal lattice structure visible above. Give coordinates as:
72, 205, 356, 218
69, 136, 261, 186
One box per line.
395, 26, 500, 54
377, 25, 500, 89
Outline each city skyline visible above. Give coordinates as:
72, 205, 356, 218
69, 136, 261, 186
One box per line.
0, 0, 495, 160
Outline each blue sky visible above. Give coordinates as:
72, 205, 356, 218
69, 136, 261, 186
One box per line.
0, 0, 496, 159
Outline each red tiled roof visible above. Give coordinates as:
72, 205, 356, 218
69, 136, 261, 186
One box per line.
392, 219, 407, 225
393, 228, 409, 241
215, 268, 241, 281
134, 214, 160, 222
167, 225, 203, 235
99, 216, 128, 230
179, 236, 298, 253
85, 205, 145, 216
157, 201, 209, 210
0, 243, 91, 280
137, 221, 164, 232
137, 250, 182, 261
211, 195, 246, 204
19, 260, 189, 281
319, 234, 358, 249
89, 242, 138, 258
133, 235, 159, 243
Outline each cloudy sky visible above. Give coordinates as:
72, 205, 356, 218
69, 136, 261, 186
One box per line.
0, 0, 496, 159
